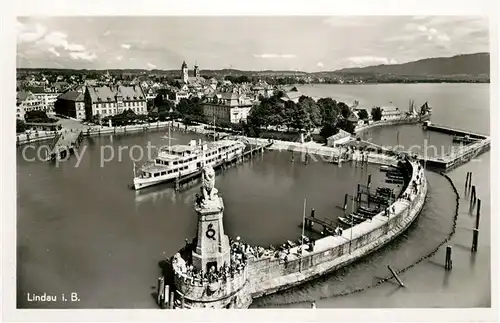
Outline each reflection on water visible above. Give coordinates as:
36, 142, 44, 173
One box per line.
17, 84, 490, 308
134, 185, 178, 205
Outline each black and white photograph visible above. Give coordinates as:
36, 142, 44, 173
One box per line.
2, 1, 499, 322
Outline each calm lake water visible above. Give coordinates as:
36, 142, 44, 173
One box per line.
16, 83, 490, 308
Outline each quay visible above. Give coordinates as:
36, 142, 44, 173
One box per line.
44, 130, 84, 161
423, 122, 487, 139
422, 137, 490, 172
159, 153, 427, 309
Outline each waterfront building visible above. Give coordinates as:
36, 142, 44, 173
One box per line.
54, 90, 86, 120
203, 92, 253, 124
380, 106, 403, 121
84, 85, 147, 120
327, 129, 352, 147
251, 81, 274, 99
347, 112, 364, 128
280, 90, 303, 104
16, 91, 44, 119
30, 87, 60, 113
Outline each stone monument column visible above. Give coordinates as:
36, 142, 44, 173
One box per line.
191, 165, 231, 273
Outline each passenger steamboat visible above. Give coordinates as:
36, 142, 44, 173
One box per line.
132, 135, 245, 190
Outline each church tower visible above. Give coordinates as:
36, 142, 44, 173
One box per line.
194, 62, 200, 78
181, 61, 188, 83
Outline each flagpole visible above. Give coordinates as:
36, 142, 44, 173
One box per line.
349, 187, 354, 254
168, 123, 171, 152
300, 198, 306, 272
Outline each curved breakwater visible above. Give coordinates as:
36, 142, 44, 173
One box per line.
244, 158, 427, 304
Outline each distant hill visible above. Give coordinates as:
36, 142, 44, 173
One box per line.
334, 53, 490, 77
16, 53, 490, 82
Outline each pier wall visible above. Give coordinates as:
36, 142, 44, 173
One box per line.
173, 267, 248, 303
16, 132, 59, 146
247, 159, 427, 299
424, 137, 490, 171
355, 114, 430, 134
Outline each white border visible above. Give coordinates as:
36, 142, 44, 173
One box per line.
2, 0, 500, 322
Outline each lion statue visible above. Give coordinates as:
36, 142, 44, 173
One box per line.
200, 165, 218, 203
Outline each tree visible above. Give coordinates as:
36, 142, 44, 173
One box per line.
357, 109, 369, 120
298, 96, 321, 128
371, 106, 383, 121
338, 102, 351, 119
317, 97, 340, 126
176, 97, 205, 124
337, 118, 355, 134
16, 119, 26, 133
92, 113, 101, 125
282, 100, 296, 131
291, 100, 312, 132
319, 122, 338, 140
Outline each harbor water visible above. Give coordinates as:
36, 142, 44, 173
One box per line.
17, 83, 490, 308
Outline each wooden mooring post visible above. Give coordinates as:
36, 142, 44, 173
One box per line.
356, 184, 361, 202
472, 229, 479, 252
444, 245, 453, 270
157, 277, 165, 306
472, 198, 481, 252
468, 172, 473, 190
367, 174, 372, 188
469, 185, 476, 209
475, 199, 481, 229
169, 291, 175, 309
387, 265, 405, 287
343, 193, 348, 210
163, 284, 169, 308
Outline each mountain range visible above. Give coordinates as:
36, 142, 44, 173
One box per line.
333, 53, 490, 77
17, 53, 490, 80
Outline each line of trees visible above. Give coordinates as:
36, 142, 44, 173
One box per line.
244, 93, 356, 140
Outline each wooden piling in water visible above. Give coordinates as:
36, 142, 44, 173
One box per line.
468, 172, 473, 189
169, 291, 175, 309
472, 228, 479, 252
163, 285, 169, 308
157, 277, 165, 306
387, 265, 405, 287
343, 193, 348, 210
357, 184, 361, 202
475, 198, 481, 228
445, 245, 453, 270
367, 174, 372, 188
470, 185, 475, 208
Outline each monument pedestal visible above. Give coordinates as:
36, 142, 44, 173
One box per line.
192, 196, 231, 273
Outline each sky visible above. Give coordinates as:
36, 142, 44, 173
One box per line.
16, 16, 489, 71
